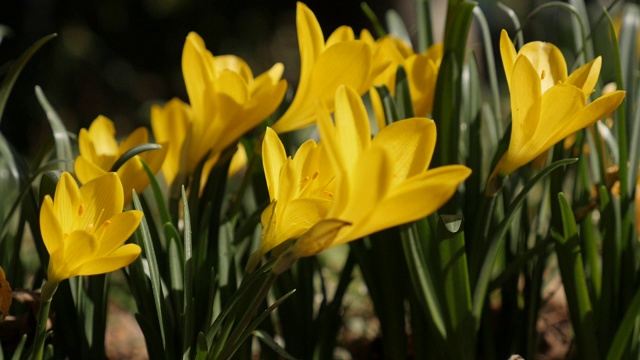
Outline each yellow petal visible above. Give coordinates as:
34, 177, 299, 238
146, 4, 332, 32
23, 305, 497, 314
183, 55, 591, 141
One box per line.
519, 40, 567, 92
93, 210, 143, 254
79, 172, 124, 232
74, 155, 108, 185
215, 55, 253, 83
53, 172, 83, 235
150, 98, 192, 185
371, 117, 436, 185
334, 85, 371, 169
263, 127, 287, 200
296, 2, 325, 85
116, 157, 148, 206
40, 196, 63, 256
183, 32, 215, 121
290, 218, 350, 258
276, 198, 331, 247
405, 54, 438, 117
75, 244, 142, 276
216, 69, 249, 107
343, 165, 471, 244
507, 55, 542, 169
328, 145, 392, 229
87, 116, 119, 159
119, 127, 149, 154
228, 143, 248, 178
326, 25, 355, 47
540, 89, 625, 152
48, 230, 99, 283
565, 57, 601, 96
500, 29, 518, 89
273, 41, 372, 133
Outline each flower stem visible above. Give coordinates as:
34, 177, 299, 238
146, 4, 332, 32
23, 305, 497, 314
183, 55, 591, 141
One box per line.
31, 281, 58, 360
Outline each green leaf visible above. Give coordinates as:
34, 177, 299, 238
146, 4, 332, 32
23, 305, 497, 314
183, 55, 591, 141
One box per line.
194, 332, 208, 360
141, 159, 173, 227
471, 7, 501, 124
35, 86, 72, 172
136, 313, 168, 360
10, 334, 27, 360
605, 288, 640, 360
553, 192, 598, 360
375, 85, 400, 125
253, 330, 297, 360
110, 143, 162, 173
415, 0, 433, 51
0, 33, 57, 125
361, 2, 386, 38
437, 215, 474, 358
132, 191, 167, 350
471, 158, 578, 325
394, 65, 414, 119
182, 187, 195, 360
401, 219, 447, 338
385, 9, 411, 45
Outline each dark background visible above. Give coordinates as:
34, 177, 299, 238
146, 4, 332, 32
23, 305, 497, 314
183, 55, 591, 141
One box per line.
0, 0, 617, 158
0, 0, 396, 156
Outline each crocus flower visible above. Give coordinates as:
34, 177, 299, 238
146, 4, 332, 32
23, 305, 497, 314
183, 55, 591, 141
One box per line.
497, 29, 625, 175
271, 2, 373, 133
247, 127, 334, 271
40, 172, 142, 284
154, 32, 286, 185
74, 116, 167, 205
361, 29, 443, 128
264, 86, 471, 271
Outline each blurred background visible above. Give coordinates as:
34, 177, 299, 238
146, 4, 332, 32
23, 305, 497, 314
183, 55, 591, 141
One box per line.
0, 0, 619, 158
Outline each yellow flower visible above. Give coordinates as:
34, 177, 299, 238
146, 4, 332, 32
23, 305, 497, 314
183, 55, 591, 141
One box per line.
40, 172, 142, 284
0, 267, 11, 320
285, 86, 471, 260
362, 29, 443, 128
247, 127, 334, 270
74, 116, 167, 205
155, 32, 286, 185
497, 29, 626, 175
271, 2, 373, 133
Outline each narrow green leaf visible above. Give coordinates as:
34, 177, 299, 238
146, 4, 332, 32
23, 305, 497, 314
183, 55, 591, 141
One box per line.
182, 187, 195, 360
401, 219, 447, 338
606, 288, 640, 360
35, 86, 72, 172
471, 158, 578, 325
141, 159, 173, 227
0, 33, 57, 125
385, 9, 411, 45
253, 330, 297, 360
226, 289, 297, 360
471, 6, 501, 125
394, 65, 414, 119
110, 143, 162, 173
415, 0, 433, 51
361, 2, 386, 38
554, 192, 599, 360
497, 3, 523, 48
194, 332, 208, 360
375, 85, 400, 125
132, 191, 167, 349
136, 313, 168, 360
10, 334, 27, 360
437, 215, 474, 358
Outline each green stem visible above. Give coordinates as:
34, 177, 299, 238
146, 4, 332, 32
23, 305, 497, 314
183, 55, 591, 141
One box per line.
31, 281, 58, 360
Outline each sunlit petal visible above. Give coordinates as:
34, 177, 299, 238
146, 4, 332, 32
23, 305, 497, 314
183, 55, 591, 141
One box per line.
75, 244, 142, 276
